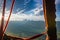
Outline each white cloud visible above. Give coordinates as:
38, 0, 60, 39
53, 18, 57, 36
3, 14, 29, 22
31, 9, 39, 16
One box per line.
0, 7, 60, 21
34, 0, 42, 7
56, 14, 60, 21
13, 6, 44, 21
24, 0, 31, 4
56, 17, 60, 21
0, 0, 3, 7
55, 0, 60, 4
0, 8, 44, 21
17, 9, 25, 14
16, 8, 20, 12
34, 0, 41, 3
33, 7, 43, 15
3, 13, 44, 21
5, 9, 10, 14
24, 0, 31, 6
10, 14, 44, 21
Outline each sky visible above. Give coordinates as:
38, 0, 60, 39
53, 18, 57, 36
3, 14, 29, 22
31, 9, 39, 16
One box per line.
0, 0, 60, 21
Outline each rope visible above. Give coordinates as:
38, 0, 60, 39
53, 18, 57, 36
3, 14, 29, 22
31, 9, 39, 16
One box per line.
27, 31, 46, 40
0, 0, 6, 33
5, 32, 46, 40
3, 0, 15, 33
0, 0, 6, 40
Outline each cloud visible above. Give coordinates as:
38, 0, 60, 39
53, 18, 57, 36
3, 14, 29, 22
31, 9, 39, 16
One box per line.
55, 0, 60, 4
56, 17, 60, 21
10, 14, 44, 21
11, 10, 44, 21
34, 7, 43, 15
56, 13, 60, 21
29, 6, 43, 16
13, 6, 44, 21
16, 8, 20, 12
0, 8, 44, 21
17, 9, 25, 14
0, 13, 44, 21
34, 0, 42, 4
0, 7, 60, 21
24, 0, 31, 4
0, 0, 3, 7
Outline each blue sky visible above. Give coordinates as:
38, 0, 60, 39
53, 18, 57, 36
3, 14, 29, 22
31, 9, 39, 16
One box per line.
0, 0, 60, 21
